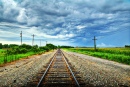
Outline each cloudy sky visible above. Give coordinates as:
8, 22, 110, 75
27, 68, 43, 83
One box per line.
0, 0, 130, 47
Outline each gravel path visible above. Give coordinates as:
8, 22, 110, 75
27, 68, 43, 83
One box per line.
0, 51, 56, 87
63, 51, 130, 87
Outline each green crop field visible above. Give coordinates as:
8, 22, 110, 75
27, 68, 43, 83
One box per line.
0, 43, 57, 65
64, 48, 130, 65
0, 50, 38, 65
0, 49, 5, 61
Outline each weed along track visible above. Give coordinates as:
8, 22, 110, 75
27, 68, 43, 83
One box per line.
27, 49, 86, 87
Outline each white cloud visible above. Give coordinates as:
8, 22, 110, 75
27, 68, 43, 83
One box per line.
1, 40, 21, 45
65, 33, 75, 38
97, 43, 114, 47
0, 22, 29, 28
2, 0, 17, 8
99, 27, 119, 33
0, 29, 19, 37
76, 25, 86, 29
17, 8, 28, 23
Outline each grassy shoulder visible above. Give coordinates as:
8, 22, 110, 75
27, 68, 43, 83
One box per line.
0, 51, 44, 64
63, 48, 130, 65
0, 43, 57, 65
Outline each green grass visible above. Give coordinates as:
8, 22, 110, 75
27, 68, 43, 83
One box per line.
0, 49, 4, 52
0, 50, 44, 65
64, 48, 130, 65
0, 49, 5, 55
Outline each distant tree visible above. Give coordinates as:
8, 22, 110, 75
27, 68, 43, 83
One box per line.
46, 43, 57, 50
40, 46, 50, 52
3, 44, 9, 48
12, 46, 19, 54
32, 45, 39, 52
0, 43, 2, 49
19, 48, 28, 53
60, 45, 74, 48
125, 45, 130, 48
57, 45, 61, 48
19, 44, 32, 50
9, 44, 18, 48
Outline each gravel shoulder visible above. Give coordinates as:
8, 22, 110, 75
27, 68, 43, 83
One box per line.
1, 50, 130, 87
63, 51, 130, 87
0, 51, 56, 87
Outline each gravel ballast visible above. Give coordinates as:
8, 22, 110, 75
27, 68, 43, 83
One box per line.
63, 51, 130, 87
1, 50, 130, 87
0, 51, 56, 87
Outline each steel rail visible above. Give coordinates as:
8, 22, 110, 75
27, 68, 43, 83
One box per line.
36, 51, 57, 87
36, 49, 80, 87
61, 50, 80, 87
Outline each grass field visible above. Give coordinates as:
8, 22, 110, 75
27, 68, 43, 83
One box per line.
64, 48, 130, 65
0, 49, 5, 54
0, 49, 43, 65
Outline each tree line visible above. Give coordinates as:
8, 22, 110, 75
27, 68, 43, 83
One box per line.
58, 45, 74, 48
125, 45, 130, 48
0, 43, 57, 55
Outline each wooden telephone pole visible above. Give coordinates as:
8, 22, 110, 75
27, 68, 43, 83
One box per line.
32, 34, 35, 46
92, 36, 97, 50
20, 31, 22, 45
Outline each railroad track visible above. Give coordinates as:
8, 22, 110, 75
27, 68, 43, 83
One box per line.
27, 49, 85, 87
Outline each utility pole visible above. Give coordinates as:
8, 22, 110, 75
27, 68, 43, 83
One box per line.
20, 31, 22, 45
92, 36, 97, 51
32, 34, 35, 46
